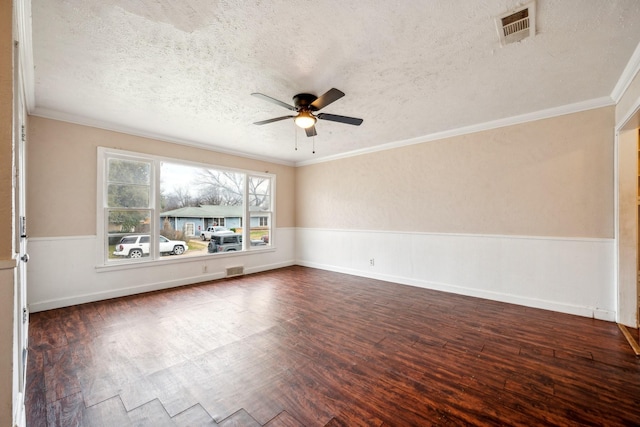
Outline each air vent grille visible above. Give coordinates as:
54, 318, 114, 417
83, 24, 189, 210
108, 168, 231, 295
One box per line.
502, 9, 529, 36
496, 2, 535, 46
226, 266, 244, 277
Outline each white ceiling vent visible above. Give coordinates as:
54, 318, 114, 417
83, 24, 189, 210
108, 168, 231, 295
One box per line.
496, 2, 536, 46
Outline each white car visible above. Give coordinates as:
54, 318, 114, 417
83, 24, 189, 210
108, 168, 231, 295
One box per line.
113, 234, 188, 258
200, 226, 233, 240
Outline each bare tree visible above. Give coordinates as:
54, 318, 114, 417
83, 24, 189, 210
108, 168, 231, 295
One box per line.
163, 186, 194, 210
248, 176, 270, 209
196, 170, 243, 206
196, 186, 224, 206
160, 167, 271, 211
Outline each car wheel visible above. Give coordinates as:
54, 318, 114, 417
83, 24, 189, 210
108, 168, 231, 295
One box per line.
129, 249, 143, 258
173, 245, 185, 255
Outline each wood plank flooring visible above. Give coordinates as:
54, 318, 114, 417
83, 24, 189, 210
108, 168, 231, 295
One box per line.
26, 266, 640, 426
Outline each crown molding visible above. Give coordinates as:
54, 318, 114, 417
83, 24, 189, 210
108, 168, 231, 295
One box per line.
611, 40, 640, 103
33, 94, 614, 170
296, 96, 615, 167
31, 107, 296, 167
17, 0, 639, 170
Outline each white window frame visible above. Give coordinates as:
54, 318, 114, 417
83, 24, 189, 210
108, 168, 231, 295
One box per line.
97, 147, 275, 266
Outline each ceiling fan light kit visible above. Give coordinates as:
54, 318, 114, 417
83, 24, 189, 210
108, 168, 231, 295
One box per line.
294, 110, 317, 129
252, 88, 363, 148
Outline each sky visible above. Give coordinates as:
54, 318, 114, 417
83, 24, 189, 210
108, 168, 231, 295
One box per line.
160, 162, 203, 196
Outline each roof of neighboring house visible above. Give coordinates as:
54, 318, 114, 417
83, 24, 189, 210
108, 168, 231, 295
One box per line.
160, 205, 267, 218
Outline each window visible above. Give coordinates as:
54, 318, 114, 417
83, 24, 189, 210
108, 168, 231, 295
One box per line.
211, 217, 225, 227
248, 175, 272, 246
184, 222, 195, 237
103, 154, 153, 259
99, 148, 274, 264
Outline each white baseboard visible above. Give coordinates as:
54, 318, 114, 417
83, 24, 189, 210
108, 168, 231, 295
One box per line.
13, 392, 25, 427
29, 259, 296, 312
27, 226, 616, 323
298, 260, 615, 321
296, 228, 616, 322
27, 228, 296, 312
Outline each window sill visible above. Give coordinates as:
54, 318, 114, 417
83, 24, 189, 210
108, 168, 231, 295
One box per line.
95, 246, 276, 273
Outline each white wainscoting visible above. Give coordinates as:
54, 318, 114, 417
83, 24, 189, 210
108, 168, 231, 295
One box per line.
27, 228, 295, 312
29, 227, 616, 320
296, 228, 616, 321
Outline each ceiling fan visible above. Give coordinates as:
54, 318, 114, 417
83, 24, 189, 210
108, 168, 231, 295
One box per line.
251, 88, 363, 137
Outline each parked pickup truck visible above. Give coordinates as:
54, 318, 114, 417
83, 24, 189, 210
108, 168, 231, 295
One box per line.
200, 226, 232, 240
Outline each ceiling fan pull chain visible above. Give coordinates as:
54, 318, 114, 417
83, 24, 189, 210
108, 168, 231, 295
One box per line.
294, 122, 298, 151
312, 135, 315, 154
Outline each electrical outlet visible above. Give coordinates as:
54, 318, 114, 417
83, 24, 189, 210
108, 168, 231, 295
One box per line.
370, 258, 375, 266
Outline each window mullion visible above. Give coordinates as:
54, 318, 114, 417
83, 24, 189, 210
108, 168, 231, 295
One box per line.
151, 159, 161, 259
243, 173, 249, 251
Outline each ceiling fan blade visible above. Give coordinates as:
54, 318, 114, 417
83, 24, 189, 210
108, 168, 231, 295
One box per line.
310, 88, 345, 110
251, 93, 296, 111
253, 115, 294, 125
305, 125, 317, 137
317, 113, 363, 126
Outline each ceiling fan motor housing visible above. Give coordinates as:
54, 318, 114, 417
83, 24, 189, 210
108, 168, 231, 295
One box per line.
293, 93, 318, 111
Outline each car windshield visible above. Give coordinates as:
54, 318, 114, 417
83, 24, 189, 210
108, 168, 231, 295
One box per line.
159, 235, 169, 242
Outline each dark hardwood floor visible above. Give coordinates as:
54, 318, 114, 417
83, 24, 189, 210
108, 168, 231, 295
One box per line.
26, 266, 640, 426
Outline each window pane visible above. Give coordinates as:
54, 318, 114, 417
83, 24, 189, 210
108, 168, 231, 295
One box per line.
249, 212, 270, 246
107, 209, 151, 260
108, 158, 150, 185
248, 175, 271, 247
249, 176, 270, 208
160, 162, 245, 256
107, 158, 151, 208
107, 183, 150, 208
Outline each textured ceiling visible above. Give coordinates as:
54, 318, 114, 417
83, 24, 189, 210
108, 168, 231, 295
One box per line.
30, 0, 640, 165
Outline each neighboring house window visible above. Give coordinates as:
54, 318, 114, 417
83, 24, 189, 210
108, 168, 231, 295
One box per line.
98, 148, 274, 264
